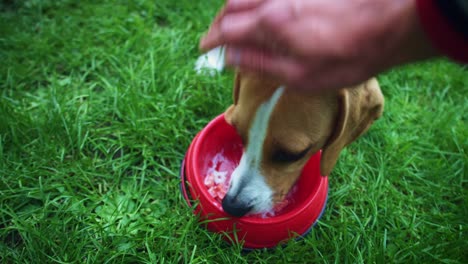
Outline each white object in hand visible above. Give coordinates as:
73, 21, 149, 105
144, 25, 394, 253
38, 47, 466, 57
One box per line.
195, 46, 225, 75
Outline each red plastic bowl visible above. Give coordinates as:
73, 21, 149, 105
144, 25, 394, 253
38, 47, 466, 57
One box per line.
180, 114, 328, 249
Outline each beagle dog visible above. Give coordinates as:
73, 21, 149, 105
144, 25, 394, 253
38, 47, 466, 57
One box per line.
196, 49, 384, 217
222, 71, 383, 217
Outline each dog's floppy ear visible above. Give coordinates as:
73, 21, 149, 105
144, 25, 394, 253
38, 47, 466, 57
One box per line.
225, 72, 241, 125
321, 79, 384, 176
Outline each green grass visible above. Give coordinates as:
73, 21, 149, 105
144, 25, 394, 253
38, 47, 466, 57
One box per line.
0, 0, 466, 263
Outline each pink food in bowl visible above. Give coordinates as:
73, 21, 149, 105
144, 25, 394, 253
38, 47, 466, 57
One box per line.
203, 153, 296, 218
181, 114, 328, 249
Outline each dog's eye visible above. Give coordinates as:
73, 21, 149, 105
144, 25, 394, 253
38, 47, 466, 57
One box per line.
271, 145, 311, 163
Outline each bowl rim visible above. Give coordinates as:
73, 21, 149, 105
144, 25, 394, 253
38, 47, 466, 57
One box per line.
189, 114, 328, 224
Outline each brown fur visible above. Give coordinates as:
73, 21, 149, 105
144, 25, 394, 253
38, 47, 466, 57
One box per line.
225, 72, 384, 203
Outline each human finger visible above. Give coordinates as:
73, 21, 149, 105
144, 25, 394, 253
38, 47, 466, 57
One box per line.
224, 0, 265, 13
199, 0, 263, 51
200, 10, 262, 51
199, 4, 229, 50
252, 0, 305, 55
201, 2, 297, 53
224, 45, 308, 85
200, 0, 299, 52
224, 45, 352, 92
257, 1, 344, 59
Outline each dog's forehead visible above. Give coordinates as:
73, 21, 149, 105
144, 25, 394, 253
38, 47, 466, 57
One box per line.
233, 73, 338, 147
239, 74, 280, 104
230, 75, 280, 130
269, 91, 337, 142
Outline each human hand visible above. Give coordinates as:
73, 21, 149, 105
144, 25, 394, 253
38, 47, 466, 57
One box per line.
200, 0, 437, 92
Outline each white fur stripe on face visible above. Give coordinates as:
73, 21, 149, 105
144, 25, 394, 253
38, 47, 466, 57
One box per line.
227, 86, 285, 214
247, 86, 285, 166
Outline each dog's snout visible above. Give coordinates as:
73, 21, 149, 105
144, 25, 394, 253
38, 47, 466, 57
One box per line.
222, 195, 252, 217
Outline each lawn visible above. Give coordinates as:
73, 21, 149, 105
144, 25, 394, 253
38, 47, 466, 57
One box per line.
0, 0, 466, 263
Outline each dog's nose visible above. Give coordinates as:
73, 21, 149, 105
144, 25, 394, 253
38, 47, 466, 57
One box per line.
222, 195, 252, 217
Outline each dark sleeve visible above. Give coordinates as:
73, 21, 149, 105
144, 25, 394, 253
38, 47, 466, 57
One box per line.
416, 0, 468, 63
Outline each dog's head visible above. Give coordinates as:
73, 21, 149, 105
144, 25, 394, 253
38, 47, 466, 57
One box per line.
222, 72, 383, 217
